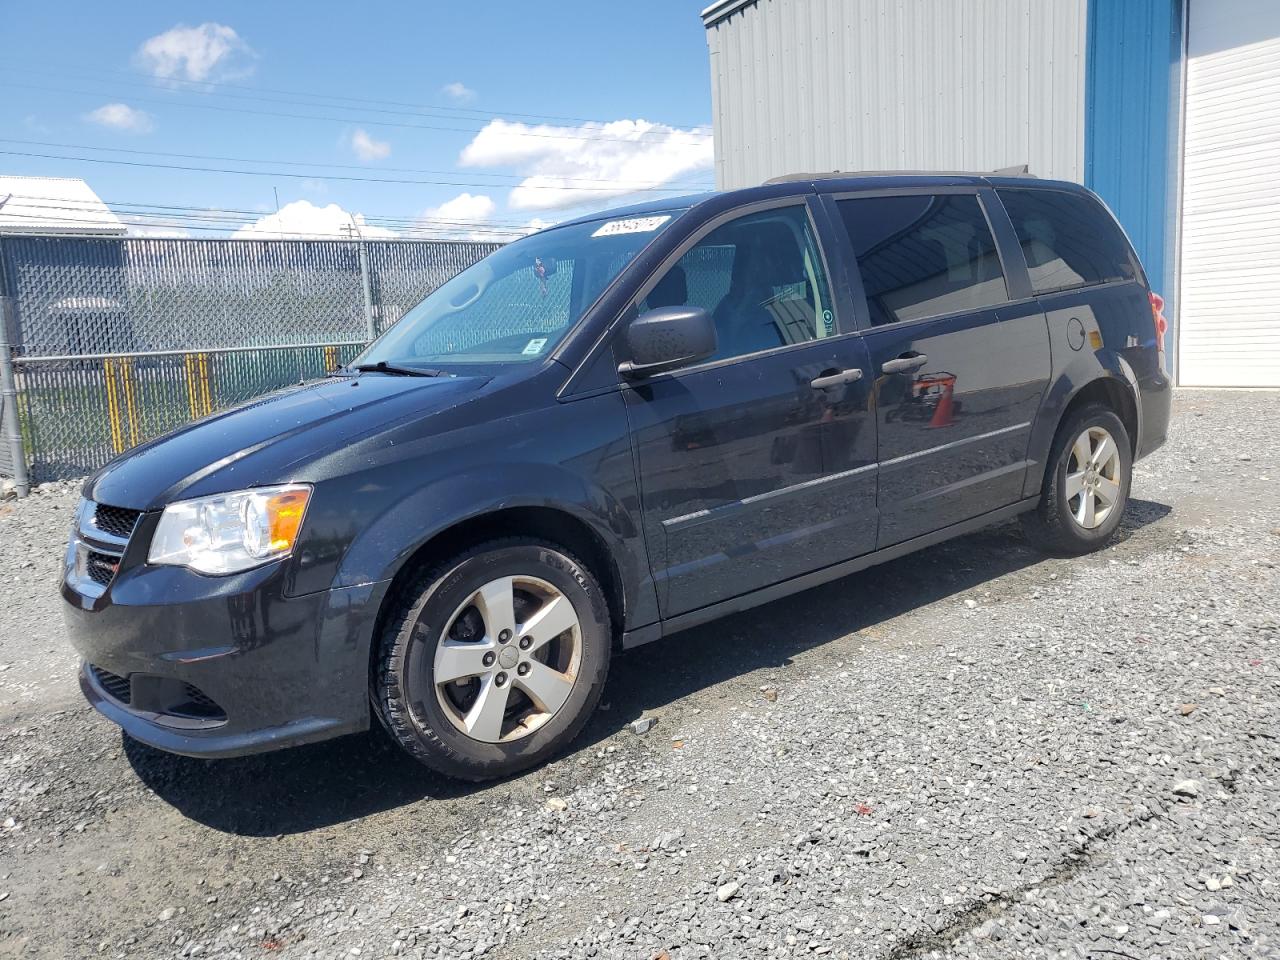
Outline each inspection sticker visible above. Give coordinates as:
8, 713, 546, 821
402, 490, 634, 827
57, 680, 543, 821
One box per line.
591, 215, 671, 238
522, 338, 549, 356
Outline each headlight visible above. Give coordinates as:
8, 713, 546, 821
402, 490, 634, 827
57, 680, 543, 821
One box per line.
148, 485, 312, 575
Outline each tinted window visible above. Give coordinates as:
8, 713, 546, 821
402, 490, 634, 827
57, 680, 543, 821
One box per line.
836, 194, 1008, 326
998, 189, 1137, 294
359, 212, 678, 367
642, 205, 835, 362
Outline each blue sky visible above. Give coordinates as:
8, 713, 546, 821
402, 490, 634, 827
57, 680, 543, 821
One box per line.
2, 2, 716, 239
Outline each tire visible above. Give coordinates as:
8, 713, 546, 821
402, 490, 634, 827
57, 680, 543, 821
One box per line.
373, 539, 612, 781
1021, 403, 1132, 556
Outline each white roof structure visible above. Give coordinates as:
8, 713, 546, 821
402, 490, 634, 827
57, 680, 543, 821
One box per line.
0, 176, 125, 235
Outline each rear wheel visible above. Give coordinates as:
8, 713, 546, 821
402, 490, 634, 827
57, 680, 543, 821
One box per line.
374, 539, 611, 781
1021, 403, 1132, 556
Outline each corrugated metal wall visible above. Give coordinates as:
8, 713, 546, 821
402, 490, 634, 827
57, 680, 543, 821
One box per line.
1084, 0, 1183, 366
1178, 0, 1280, 386
705, 0, 1088, 189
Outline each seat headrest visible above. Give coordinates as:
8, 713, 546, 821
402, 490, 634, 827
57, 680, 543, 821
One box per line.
647, 264, 688, 308
727, 221, 807, 293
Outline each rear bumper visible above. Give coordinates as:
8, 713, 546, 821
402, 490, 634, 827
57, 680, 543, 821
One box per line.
62, 558, 390, 759
1135, 369, 1173, 461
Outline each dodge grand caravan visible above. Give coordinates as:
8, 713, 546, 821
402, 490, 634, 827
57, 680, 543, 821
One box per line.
63, 173, 1171, 780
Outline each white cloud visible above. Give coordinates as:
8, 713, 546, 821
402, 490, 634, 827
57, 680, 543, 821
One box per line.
413, 193, 553, 241
459, 118, 713, 212
416, 192, 501, 241
84, 103, 154, 133
441, 81, 477, 103
425, 192, 496, 223
349, 128, 391, 162
521, 217, 555, 235
232, 200, 397, 240
136, 23, 255, 83
127, 221, 191, 238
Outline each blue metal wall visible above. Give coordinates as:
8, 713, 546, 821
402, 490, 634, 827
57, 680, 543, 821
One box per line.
1085, 0, 1184, 362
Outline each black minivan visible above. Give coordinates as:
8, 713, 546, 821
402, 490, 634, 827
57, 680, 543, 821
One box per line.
63, 173, 1171, 780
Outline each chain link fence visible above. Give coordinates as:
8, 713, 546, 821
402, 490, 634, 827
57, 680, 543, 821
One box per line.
0, 234, 499, 487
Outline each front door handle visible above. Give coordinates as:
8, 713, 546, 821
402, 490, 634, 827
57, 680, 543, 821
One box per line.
882, 353, 928, 374
810, 368, 863, 389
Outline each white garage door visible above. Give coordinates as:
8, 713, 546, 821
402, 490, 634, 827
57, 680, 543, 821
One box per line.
1179, 0, 1280, 387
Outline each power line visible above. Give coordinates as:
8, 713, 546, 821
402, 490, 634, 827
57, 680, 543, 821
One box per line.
0, 138, 715, 192
0, 149, 715, 196
0, 195, 559, 238
14, 82, 715, 146
0, 208, 529, 240
0, 62, 710, 130
2, 195, 565, 235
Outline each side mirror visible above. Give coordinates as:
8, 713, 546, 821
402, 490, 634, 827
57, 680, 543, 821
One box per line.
617, 306, 717, 378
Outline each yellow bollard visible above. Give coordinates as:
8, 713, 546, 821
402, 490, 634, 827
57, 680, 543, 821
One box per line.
197, 353, 213, 417
184, 353, 200, 421
324, 345, 338, 374
120, 357, 140, 448
103, 358, 124, 454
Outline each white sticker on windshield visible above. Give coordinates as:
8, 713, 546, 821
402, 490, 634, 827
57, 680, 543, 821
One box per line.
591, 215, 671, 238
522, 338, 548, 356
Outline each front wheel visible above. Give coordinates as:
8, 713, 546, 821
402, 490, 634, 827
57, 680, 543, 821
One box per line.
1021, 403, 1132, 556
374, 539, 611, 781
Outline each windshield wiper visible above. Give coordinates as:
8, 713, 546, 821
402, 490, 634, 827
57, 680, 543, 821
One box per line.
347, 361, 448, 378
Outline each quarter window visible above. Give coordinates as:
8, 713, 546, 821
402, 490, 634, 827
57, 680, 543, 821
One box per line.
997, 189, 1137, 294
836, 194, 1008, 326
641, 205, 835, 362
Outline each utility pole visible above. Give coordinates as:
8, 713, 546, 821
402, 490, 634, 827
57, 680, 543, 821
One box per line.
0, 283, 31, 497
342, 217, 377, 342
273, 187, 284, 241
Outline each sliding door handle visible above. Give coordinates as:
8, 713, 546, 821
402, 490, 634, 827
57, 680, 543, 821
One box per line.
810, 368, 864, 389
882, 354, 928, 374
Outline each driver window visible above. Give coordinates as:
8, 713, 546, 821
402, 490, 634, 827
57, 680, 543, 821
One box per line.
642, 205, 834, 362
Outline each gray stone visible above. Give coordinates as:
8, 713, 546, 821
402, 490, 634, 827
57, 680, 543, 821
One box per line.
716, 882, 741, 903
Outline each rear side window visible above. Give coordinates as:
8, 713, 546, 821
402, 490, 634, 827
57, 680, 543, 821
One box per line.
835, 194, 1008, 326
997, 189, 1137, 294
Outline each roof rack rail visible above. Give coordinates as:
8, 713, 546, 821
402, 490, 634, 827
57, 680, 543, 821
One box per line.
991, 164, 1033, 177
763, 164, 1035, 185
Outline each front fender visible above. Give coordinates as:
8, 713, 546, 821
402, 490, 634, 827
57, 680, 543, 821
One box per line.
334, 462, 639, 588
285, 387, 654, 631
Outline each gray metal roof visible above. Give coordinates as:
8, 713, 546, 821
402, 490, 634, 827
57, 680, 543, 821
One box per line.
0, 176, 125, 236
701, 0, 760, 27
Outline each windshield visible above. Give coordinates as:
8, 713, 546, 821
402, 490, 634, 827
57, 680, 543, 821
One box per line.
355, 211, 682, 368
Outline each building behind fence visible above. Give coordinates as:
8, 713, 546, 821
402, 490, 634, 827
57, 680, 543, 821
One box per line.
0, 234, 498, 490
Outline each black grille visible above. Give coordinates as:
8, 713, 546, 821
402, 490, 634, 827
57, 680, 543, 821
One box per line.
177, 683, 225, 721
93, 504, 141, 539
90, 665, 132, 704
86, 551, 119, 586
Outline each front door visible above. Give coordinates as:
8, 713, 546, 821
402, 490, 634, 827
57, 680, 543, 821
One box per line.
621, 201, 878, 617
828, 191, 1050, 547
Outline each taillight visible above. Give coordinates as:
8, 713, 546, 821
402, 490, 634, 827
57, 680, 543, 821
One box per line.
1152, 295, 1172, 343
1149, 292, 1168, 366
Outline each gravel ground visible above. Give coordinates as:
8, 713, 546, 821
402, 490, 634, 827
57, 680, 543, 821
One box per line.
1, 388, 1277, 960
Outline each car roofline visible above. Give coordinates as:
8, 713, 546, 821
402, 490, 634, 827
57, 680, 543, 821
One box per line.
547, 171, 1095, 234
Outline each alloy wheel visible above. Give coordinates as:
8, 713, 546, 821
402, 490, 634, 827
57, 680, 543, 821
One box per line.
430, 575, 582, 743
1065, 425, 1122, 530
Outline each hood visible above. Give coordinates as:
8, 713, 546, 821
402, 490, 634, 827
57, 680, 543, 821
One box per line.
86, 372, 487, 510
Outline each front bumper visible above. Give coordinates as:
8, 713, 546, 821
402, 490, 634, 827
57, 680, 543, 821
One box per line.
62, 526, 390, 758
